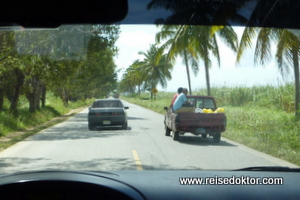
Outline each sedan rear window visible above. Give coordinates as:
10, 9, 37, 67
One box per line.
93, 101, 123, 108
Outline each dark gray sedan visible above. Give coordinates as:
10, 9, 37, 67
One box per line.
87, 99, 129, 130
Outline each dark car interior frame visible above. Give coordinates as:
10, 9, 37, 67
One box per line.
0, 0, 300, 30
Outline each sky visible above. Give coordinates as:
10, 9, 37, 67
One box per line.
114, 25, 294, 93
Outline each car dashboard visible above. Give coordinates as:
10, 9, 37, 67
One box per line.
0, 170, 300, 200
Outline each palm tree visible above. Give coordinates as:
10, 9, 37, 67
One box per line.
119, 73, 135, 95
156, 25, 199, 94
238, 27, 300, 117
138, 44, 173, 99
124, 60, 146, 96
148, 0, 250, 96
237, 0, 300, 118
194, 25, 239, 96
156, 25, 238, 96
276, 30, 300, 118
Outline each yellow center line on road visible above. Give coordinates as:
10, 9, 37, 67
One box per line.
132, 150, 143, 170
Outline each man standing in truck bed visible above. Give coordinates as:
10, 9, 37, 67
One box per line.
173, 88, 189, 112
170, 87, 183, 109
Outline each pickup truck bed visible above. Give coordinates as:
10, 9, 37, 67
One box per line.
164, 95, 226, 142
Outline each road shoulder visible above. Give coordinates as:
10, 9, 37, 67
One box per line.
0, 106, 88, 151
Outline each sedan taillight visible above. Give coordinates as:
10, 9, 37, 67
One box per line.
112, 112, 124, 115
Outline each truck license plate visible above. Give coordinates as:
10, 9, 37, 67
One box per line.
103, 120, 111, 125
196, 128, 206, 134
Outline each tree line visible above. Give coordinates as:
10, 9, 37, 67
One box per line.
0, 25, 120, 113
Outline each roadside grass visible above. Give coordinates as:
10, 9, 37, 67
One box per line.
0, 92, 94, 138
224, 106, 300, 165
121, 84, 300, 166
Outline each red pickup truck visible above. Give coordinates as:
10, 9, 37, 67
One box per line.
164, 95, 226, 143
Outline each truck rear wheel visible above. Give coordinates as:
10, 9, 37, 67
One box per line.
172, 131, 179, 141
213, 132, 221, 143
165, 125, 171, 136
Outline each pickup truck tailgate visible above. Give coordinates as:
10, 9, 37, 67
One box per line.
175, 113, 226, 132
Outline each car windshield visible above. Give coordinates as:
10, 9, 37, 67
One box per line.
0, 0, 300, 174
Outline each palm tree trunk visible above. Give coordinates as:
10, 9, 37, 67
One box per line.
151, 81, 154, 99
293, 47, 300, 119
184, 50, 192, 94
204, 59, 211, 96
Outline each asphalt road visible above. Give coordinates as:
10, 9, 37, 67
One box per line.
0, 100, 297, 173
